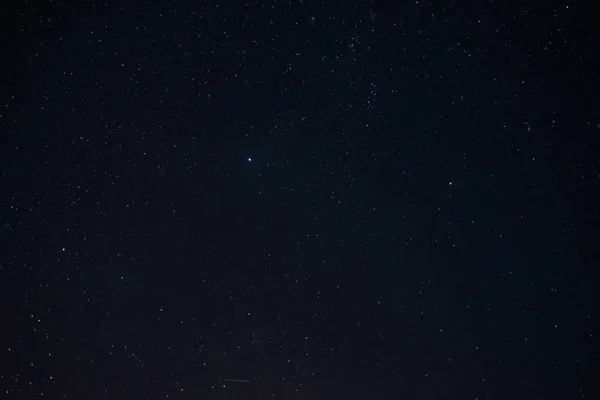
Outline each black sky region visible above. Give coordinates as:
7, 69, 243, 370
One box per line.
1, 1, 599, 399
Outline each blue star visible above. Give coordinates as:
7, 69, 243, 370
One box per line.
248, 157, 252, 162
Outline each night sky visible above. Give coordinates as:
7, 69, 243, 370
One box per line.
1, 1, 599, 399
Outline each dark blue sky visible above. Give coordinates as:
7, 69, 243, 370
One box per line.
1, 1, 598, 399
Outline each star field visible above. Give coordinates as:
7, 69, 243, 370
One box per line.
1, 1, 599, 399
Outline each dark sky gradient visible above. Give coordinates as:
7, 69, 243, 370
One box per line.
1, 2, 599, 399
